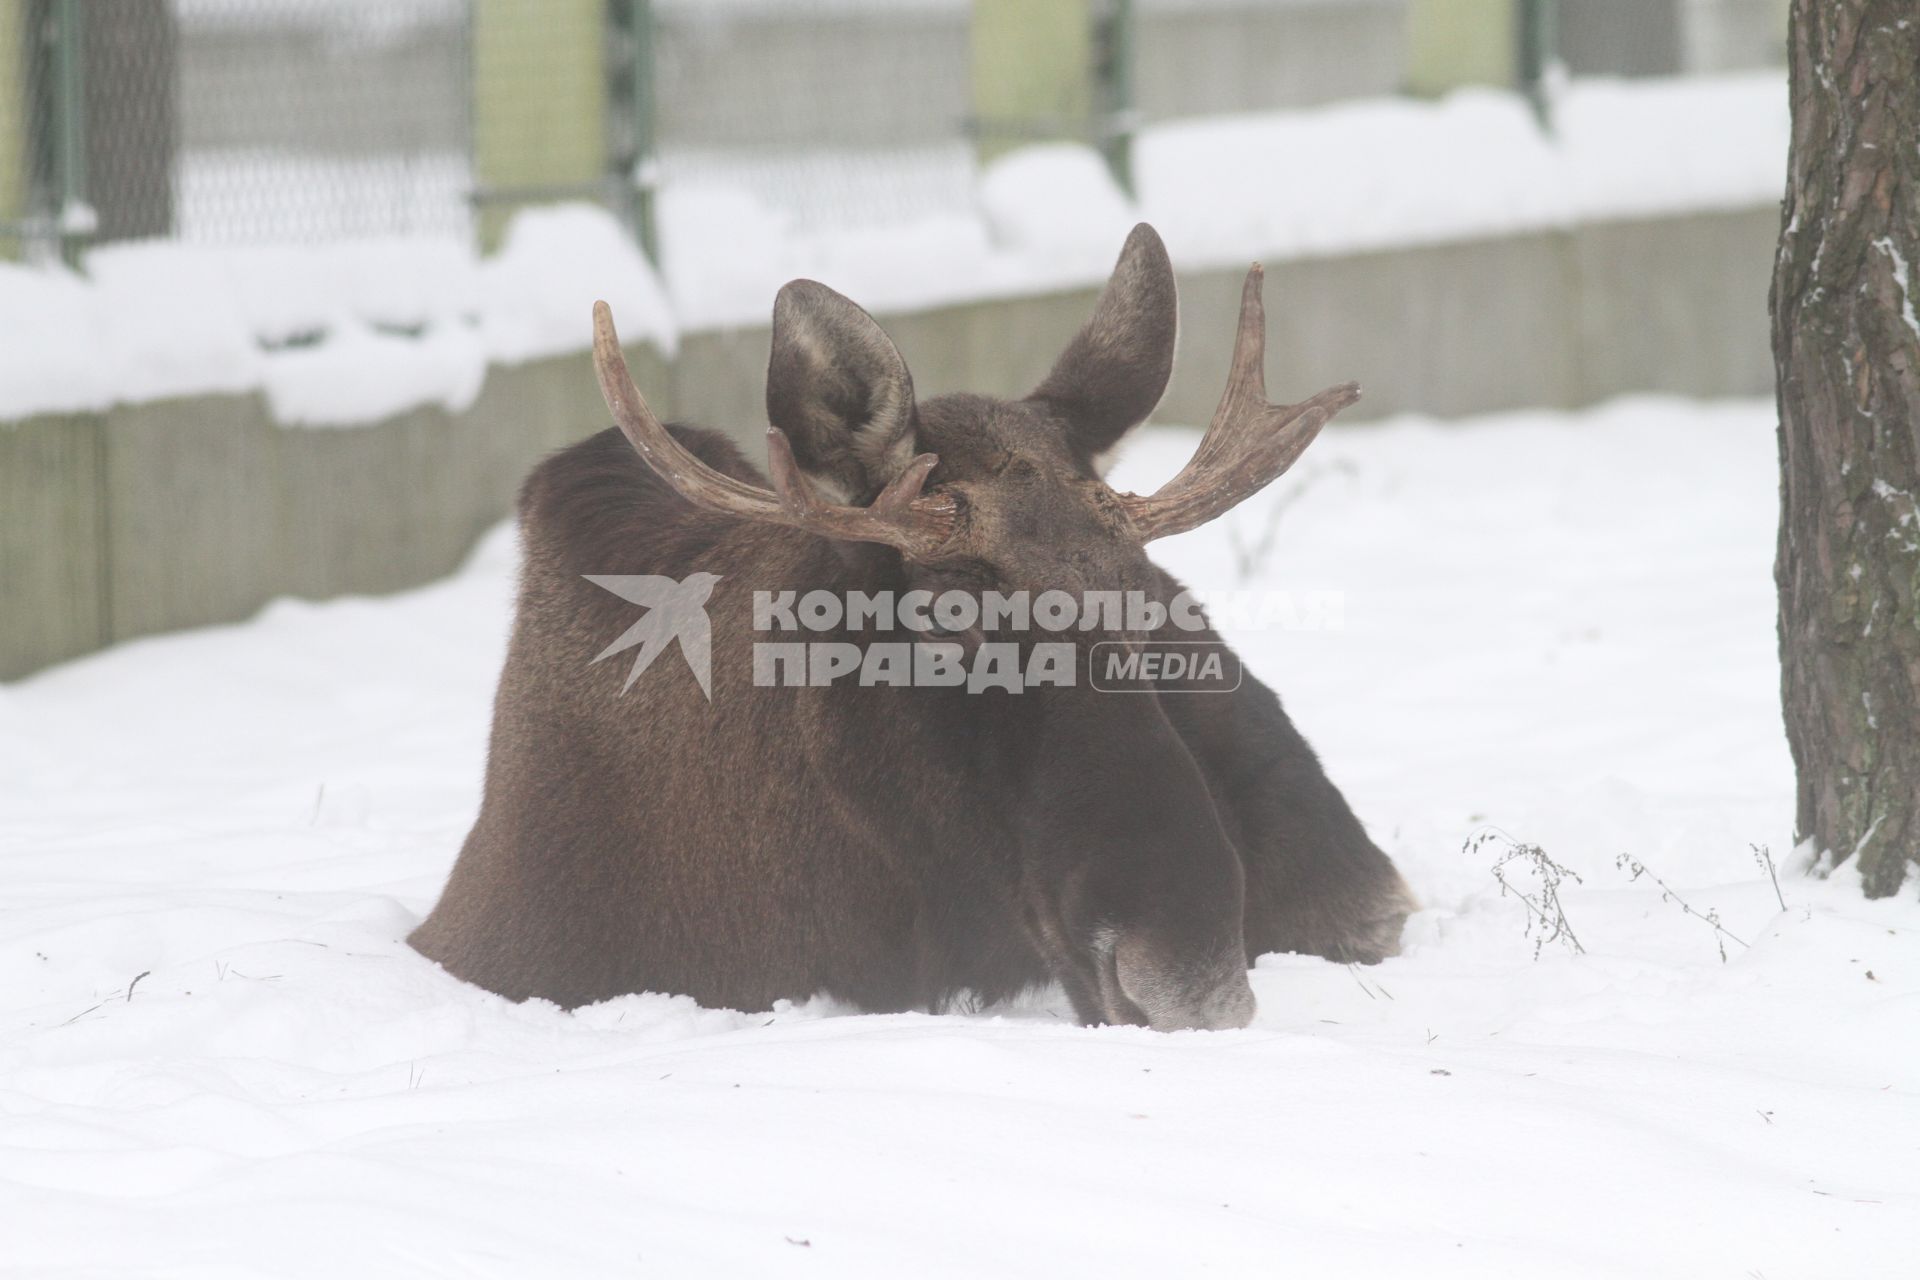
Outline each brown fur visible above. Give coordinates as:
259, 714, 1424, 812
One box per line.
410, 225, 1413, 1027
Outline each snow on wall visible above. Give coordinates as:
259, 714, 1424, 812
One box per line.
662, 71, 1788, 326
0, 73, 1786, 428
0, 205, 676, 429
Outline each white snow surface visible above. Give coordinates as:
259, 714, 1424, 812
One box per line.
4, 397, 1916, 1277
657, 72, 1789, 325
0, 205, 676, 429
1, 73, 1786, 426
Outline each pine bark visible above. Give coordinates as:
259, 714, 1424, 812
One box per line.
1772, 0, 1920, 896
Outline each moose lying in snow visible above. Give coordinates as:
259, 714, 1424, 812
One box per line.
410, 224, 1414, 1030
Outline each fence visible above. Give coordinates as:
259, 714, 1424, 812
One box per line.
0, 1, 1787, 266
0, 0, 1791, 680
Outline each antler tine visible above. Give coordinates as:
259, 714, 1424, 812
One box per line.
869, 452, 943, 519
594, 301, 960, 557
761, 426, 830, 520
1116, 267, 1360, 543
763, 428, 956, 555
593, 301, 784, 520
1189, 266, 1271, 476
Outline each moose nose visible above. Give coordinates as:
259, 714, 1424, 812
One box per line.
1159, 973, 1256, 1032
1133, 969, 1258, 1032
1115, 935, 1258, 1031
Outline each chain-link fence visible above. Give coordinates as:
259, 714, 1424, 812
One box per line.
176, 0, 471, 242
2, 0, 475, 255
0, 0, 1785, 264
651, 0, 974, 235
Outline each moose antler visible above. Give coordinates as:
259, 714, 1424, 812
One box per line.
592, 301, 960, 558
1117, 266, 1360, 542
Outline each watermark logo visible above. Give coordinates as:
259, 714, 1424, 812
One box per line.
1090, 641, 1242, 693
585, 572, 719, 699
585, 580, 1337, 698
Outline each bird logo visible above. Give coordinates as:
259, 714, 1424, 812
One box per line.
583, 572, 721, 699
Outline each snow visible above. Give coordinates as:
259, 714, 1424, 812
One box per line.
660, 71, 1790, 324
5, 396, 1916, 1276
1137, 73, 1789, 271
1, 73, 1786, 427
976, 144, 1139, 278
479, 204, 680, 366
1875, 237, 1920, 342
0, 205, 673, 428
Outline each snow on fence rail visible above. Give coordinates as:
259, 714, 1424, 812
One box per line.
0, 74, 1786, 429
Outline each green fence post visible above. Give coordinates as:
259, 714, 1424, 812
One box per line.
471, 0, 608, 252
1093, 0, 1136, 196
0, 1, 25, 259
53, 0, 89, 265
970, 0, 1096, 165
608, 0, 659, 265
1405, 0, 1519, 96
1518, 0, 1560, 127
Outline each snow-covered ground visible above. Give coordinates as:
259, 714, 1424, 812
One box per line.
3, 397, 1915, 1277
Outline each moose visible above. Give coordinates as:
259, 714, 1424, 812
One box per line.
411, 224, 1414, 1030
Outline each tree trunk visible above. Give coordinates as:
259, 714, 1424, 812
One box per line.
1772, 0, 1920, 897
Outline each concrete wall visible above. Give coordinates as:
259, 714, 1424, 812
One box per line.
0, 413, 106, 676
670, 205, 1779, 432
1, 343, 670, 681
1, 203, 1778, 681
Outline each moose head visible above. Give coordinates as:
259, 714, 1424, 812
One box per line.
412, 223, 1407, 1030
593, 225, 1355, 573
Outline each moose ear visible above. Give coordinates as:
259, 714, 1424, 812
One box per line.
1030, 223, 1178, 461
766, 280, 919, 503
